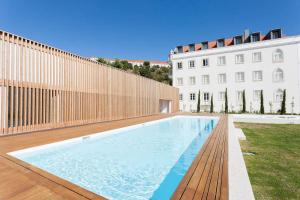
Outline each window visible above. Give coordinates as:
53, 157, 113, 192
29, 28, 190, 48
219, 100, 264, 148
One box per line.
235, 72, 245, 82
235, 54, 244, 64
273, 49, 284, 62
202, 75, 210, 85
177, 62, 183, 69
179, 93, 183, 101
218, 91, 225, 101
177, 77, 183, 86
189, 44, 195, 52
218, 73, 227, 84
253, 90, 262, 101
204, 92, 210, 102
274, 89, 283, 102
234, 36, 243, 45
251, 34, 260, 42
202, 42, 208, 49
202, 58, 209, 67
253, 71, 263, 81
252, 52, 262, 62
190, 93, 196, 101
177, 46, 183, 53
271, 30, 281, 39
189, 76, 196, 85
236, 91, 243, 104
189, 60, 195, 68
217, 39, 225, 47
217, 56, 226, 66
273, 68, 284, 82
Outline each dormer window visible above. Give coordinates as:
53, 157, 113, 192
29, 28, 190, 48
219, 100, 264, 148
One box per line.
177, 46, 183, 53
217, 39, 225, 47
189, 44, 195, 52
271, 30, 281, 39
234, 36, 243, 45
202, 42, 208, 50
251, 33, 260, 42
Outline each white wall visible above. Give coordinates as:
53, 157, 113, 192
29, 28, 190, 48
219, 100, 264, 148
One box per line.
171, 36, 300, 114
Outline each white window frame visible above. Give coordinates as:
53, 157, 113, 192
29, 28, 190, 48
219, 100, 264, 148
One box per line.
189, 76, 196, 85
202, 58, 209, 67
179, 93, 183, 101
177, 77, 183, 86
235, 54, 244, 64
252, 52, 262, 62
203, 92, 210, 102
253, 71, 263, 81
273, 49, 284, 63
274, 89, 283, 102
190, 93, 196, 101
188, 60, 195, 68
273, 68, 284, 82
202, 75, 210, 85
253, 90, 262, 101
235, 72, 245, 82
217, 56, 226, 66
177, 62, 183, 70
218, 73, 227, 84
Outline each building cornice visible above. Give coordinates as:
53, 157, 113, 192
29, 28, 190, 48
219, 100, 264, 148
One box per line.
170, 36, 300, 61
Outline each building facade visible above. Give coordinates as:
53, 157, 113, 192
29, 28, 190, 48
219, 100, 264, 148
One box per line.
170, 29, 300, 114
0, 30, 179, 136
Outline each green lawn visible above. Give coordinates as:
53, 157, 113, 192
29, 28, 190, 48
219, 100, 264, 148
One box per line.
236, 123, 300, 200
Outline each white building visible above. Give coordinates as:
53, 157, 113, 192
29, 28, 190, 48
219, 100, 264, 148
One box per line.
170, 29, 300, 114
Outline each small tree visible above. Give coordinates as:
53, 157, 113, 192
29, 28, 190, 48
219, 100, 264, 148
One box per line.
96, 57, 107, 64
242, 90, 246, 113
260, 90, 264, 114
197, 90, 201, 113
280, 89, 286, 115
225, 88, 228, 113
210, 95, 214, 113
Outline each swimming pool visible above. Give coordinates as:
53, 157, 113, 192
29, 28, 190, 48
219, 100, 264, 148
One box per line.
9, 116, 218, 200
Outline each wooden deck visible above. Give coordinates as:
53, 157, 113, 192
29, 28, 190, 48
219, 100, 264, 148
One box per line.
0, 113, 228, 200
171, 115, 228, 200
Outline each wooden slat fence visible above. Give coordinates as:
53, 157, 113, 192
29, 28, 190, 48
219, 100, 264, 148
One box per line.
0, 30, 179, 135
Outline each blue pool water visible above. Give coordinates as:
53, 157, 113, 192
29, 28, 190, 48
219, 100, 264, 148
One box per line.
10, 116, 217, 200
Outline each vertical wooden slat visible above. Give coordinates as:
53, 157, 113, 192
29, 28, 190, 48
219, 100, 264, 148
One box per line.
0, 30, 179, 136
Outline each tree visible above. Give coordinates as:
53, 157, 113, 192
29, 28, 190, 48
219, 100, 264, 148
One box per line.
242, 90, 246, 113
197, 90, 201, 113
96, 58, 107, 64
225, 88, 228, 113
210, 95, 214, 113
280, 89, 286, 115
260, 90, 264, 114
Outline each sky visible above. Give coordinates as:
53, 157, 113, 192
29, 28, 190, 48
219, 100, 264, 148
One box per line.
0, 0, 299, 61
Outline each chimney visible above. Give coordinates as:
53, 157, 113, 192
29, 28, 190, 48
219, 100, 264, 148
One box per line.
243, 29, 251, 41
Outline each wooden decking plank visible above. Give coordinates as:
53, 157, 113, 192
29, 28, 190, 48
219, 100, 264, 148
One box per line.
205, 117, 227, 200
215, 117, 228, 200
181, 120, 222, 199
177, 116, 225, 199
220, 118, 228, 200
171, 115, 228, 200
192, 118, 224, 200
171, 117, 223, 200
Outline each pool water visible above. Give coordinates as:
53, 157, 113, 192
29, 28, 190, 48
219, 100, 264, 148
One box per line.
10, 116, 217, 200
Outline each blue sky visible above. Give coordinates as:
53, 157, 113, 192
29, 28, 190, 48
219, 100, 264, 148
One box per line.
1, 0, 299, 61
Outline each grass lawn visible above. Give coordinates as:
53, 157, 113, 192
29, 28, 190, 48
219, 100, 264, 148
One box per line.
236, 123, 300, 200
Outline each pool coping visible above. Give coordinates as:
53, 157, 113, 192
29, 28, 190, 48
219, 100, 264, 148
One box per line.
0, 113, 228, 200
